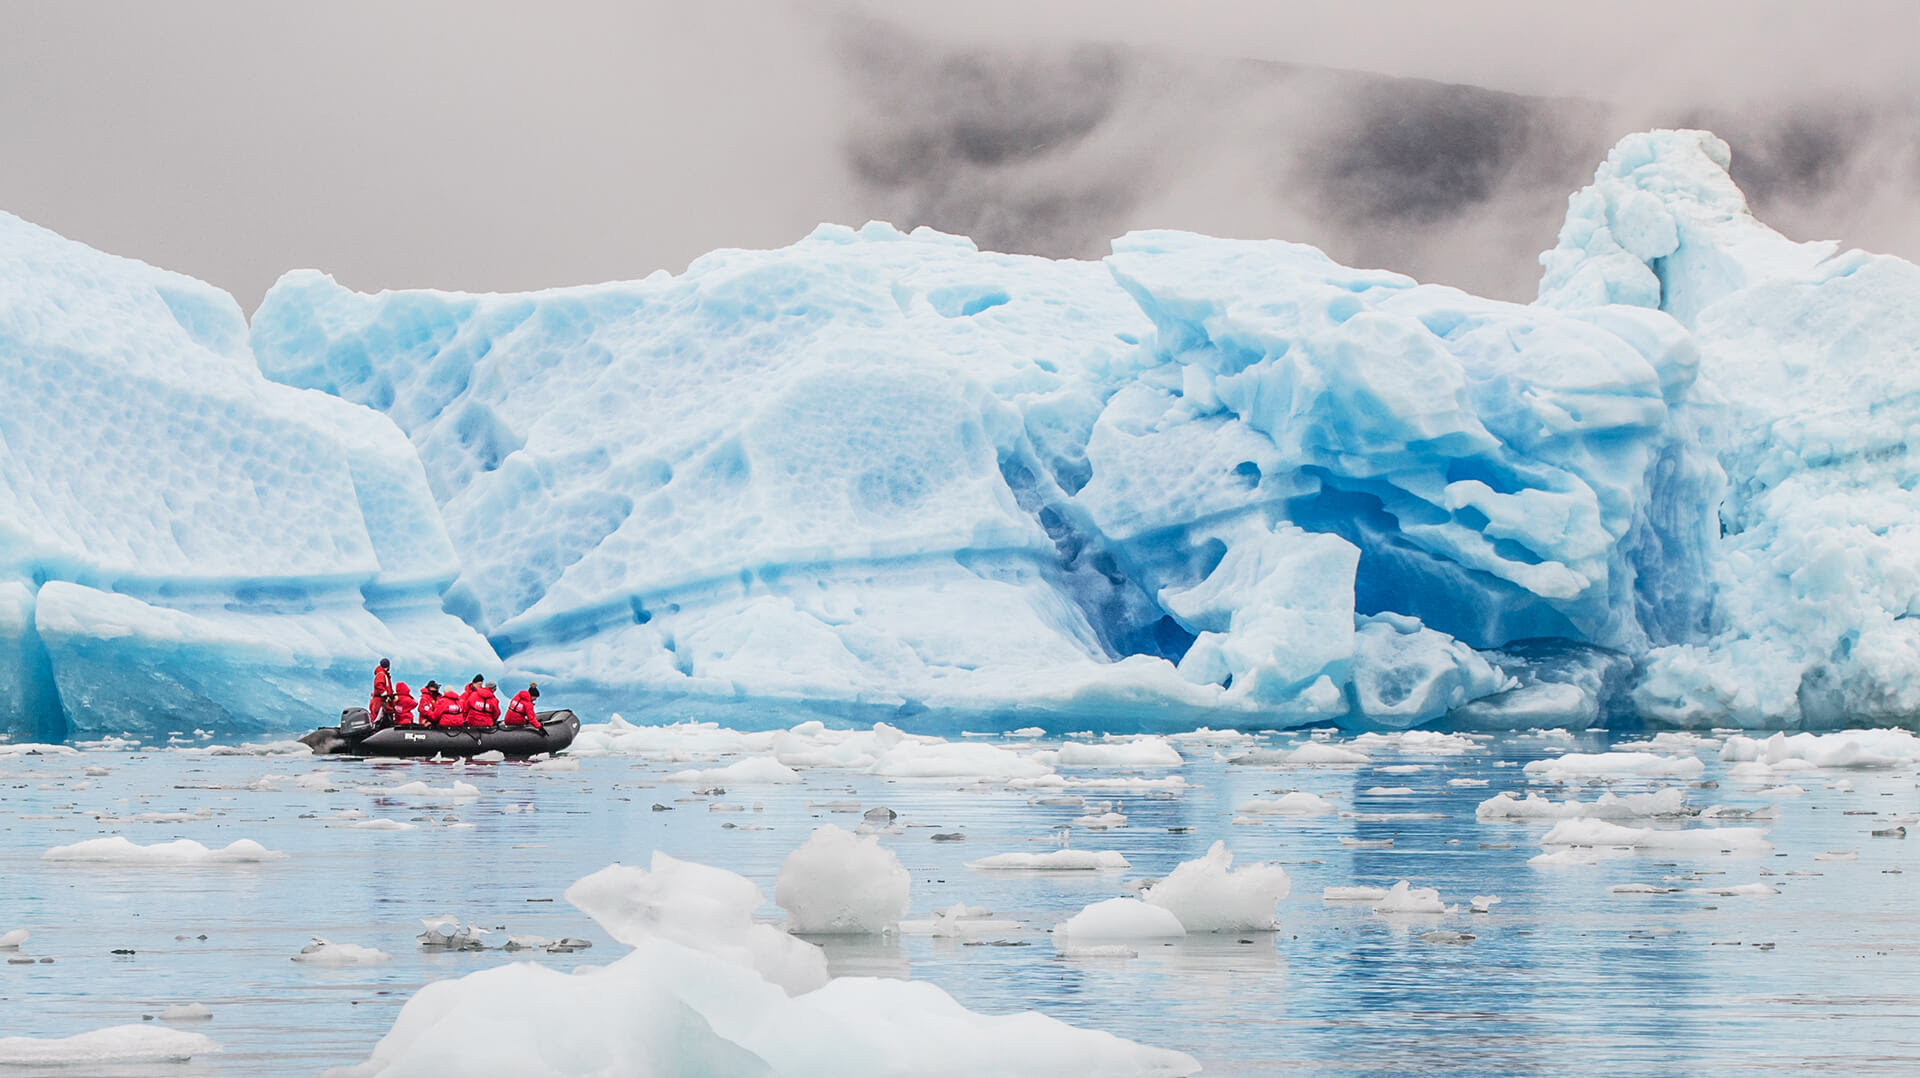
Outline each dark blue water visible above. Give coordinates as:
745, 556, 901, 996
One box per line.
1, 722, 1916, 1075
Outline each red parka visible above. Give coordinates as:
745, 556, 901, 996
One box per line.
392, 683, 418, 725
464, 684, 500, 727
505, 689, 542, 730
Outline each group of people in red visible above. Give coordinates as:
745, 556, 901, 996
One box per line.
370, 658, 543, 732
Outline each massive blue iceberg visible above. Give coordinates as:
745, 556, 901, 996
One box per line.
5, 129, 1917, 740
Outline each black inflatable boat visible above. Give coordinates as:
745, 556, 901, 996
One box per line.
300, 708, 580, 758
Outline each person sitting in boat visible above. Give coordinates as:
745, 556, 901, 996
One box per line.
417, 681, 442, 723
463, 676, 501, 728
390, 682, 419, 726
369, 658, 395, 724
433, 684, 467, 728
504, 682, 543, 732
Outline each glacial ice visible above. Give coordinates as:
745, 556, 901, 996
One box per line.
41, 836, 286, 865
7, 125, 1920, 738
0, 1026, 220, 1067
1142, 840, 1291, 932
774, 825, 911, 935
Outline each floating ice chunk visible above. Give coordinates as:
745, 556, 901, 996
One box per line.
531, 757, 581, 774
1757, 785, 1805, 798
565, 853, 829, 995
1538, 819, 1770, 855
471, 750, 506, 763
1054, 898, 1186, 942
348, 818, 416, 831
1071, 812, 1129, 829
296, 771, 342, 791
1814, 850, 1858, 862
292, 938, 392, 965
667, 757, 802, 785
1349, 730, 1480, 755
1477, 788, 1691, 821
1721, 730, 1920, 769
157, 1003, 213, 1022
0, 744, 78, 756
1469, 895, 1500, 913
369, 779, 482, 798
899, 903, 1022, 938
870, 741, 1053, 781
0, 929, 24, 949
0, 1025, 220, 1066
1323, 886, 1391, 902
1449, 778, 1490, 788
775, 825, 910, 935
1372, 881, 1448, 915
1364, 786, 1415, 796
1144, 841, 1290, 932
1523, 752, 1704, 781
1057, 739, 1182, 767
43, 837, 285, 865
1237, 792, 1337, 816
966, 850, 1130, 871
1608, 883, 1679, 894
1689, 882, 1778, 897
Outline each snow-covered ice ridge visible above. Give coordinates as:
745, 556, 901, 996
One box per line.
5, 128, 1918, 738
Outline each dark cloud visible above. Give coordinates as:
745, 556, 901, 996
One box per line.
2, 0, 1916, 308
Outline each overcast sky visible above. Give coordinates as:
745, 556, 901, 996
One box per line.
4, 0, 1917, 308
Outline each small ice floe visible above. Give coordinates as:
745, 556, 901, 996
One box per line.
1469, 895, 1500, 913
862, 806, 897, 824
1341, 812, 1445, 822
966, 850, 1130, 871
1814, 850, 1858, 862
1688, 883, 1779, 897
0, 1025, 220, 1066
1721, 729, 1920, 770
1608, 883, 1680, 895
1323, 886, 1391, 903
871, 741, 1051, 782
365, 779, 482, 798
1871, 825, 1907, 838
1478, 787, 1692, 821
1233, 742, 1371, 767
1350, 730, 1480, 755
774, 825, 910, 935
1449, 778, 1490, 788
1757, 785, 1805, 798
1340, 838, 1394, 849
417, 916, 489, 952
1372, 881, 1448, 915
156, 1003, 213, 1022
502, 934, 552, 952
0, 743, 78, 757
0, 928, 26, 949
1071, 811, 1129, 830
1052, 898, 1186, 947
1536, 819, 1771, 857
83, 765, 111, 777
1523, 752, 1704, 783
292, 938, 392, 965
1363, 786, 1416, 796
531, 757, 580, 774
1237, 792, 1336, 816
1139, 841, 1289, 933
1056, 738, 1183, 768
667, 757, 801, 785
470, 750, 506, 763
1009, 727, 1046, 738
1058, 943, 1138, 959
43, 837, 285, 865
1009, 774, 1188, 792
296, 771, 342, 791
1700, 804, 1778, 822
347, 818, 416, 831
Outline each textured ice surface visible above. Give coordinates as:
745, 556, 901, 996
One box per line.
0, 1026, 220, 1066
251, 195, 1731, 730
41, 836, 286, 864
1054, 897, 1187, 942
774, 825, 910, 935
1143, 840, 1291, 931
0, 211, 492, 742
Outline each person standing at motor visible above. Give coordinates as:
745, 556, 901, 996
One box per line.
504, 682, 543, 732
370, 658, 396, 725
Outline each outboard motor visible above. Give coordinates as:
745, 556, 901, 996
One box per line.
338, 708, 373, 738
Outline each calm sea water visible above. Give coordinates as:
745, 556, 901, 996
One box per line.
2, 719, 1916, 1075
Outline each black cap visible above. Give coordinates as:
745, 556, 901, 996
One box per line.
380, 658, 390, 667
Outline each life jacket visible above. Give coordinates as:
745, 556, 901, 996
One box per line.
437, 692, 466, 727
464, 685, 498, 727
392, 684, 418, 725
505, 690, 542, 730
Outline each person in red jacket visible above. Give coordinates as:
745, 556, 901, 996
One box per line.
435, 682, 467, 728
464, 677, 501, 728
417, 682, 442, 724
369, 658, 395, 724
391, 682, 419, 726
504, 682, 543, 732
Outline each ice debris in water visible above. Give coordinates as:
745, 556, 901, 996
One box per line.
966, 850, 1132, 872
1323, 886, 1391, 903
292, 938, 392, 966
1537, 819, 1772, 855
1237, 792, 1337, 816
1143, 841, 1291, 932
0, 1026, 221, 1066
1056, 738, 1183, 767
157, 1003, 214, 1022
1477, 788, 1692, 820
1372, 881, 1449, 915
899, 903, 1022, 938
1054, 898, 1187, 944
1523, 752, 1705, 782
0, 929, 25, 949
42, 837, 286, 865
775, 825, 910, 935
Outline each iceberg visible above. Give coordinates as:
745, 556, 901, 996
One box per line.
7, 125, 1918, 737
0, 211, 494, 742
